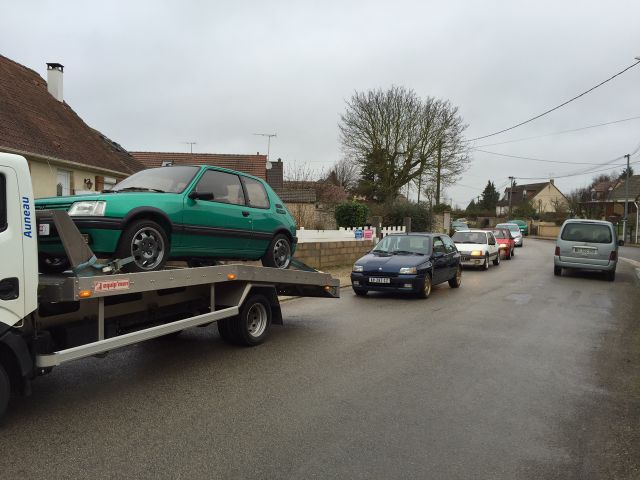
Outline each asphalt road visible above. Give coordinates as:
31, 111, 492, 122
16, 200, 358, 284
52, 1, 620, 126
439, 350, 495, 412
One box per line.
1, 240, 639, 479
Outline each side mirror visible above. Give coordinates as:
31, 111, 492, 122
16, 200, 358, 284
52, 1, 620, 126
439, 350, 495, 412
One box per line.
188, 191, 214, 201
432, 251, 444, 258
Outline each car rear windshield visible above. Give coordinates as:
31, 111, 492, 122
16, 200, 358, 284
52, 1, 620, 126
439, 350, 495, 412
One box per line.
490, 229, 508, 238
561, 223, 612, 244
111, 166, 199, 193
452, 231, 487, 244
497, 224, 520, 233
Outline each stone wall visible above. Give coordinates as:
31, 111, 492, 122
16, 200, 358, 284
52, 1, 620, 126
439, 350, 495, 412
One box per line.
294, 240, 375, 269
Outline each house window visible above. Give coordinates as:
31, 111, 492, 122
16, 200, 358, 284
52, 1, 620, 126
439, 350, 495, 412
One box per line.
56, 170, 71, 196
103, 177, 117, 191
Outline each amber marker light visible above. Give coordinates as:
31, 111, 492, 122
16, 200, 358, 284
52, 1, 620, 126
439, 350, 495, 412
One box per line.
227, 274, 237, 280
79, 290, 92, 298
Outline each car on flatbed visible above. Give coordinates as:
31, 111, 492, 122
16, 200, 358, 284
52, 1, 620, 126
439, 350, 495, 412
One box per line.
35, 165, 297, 273
351, 233, 462, 298
452, 229, 500, 270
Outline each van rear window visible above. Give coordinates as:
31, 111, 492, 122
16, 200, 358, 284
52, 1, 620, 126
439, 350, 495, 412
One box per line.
561, 223, 612, 244
0, 174, 6, 232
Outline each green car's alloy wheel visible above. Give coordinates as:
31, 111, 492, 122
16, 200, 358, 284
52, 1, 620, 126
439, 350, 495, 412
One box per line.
262, 234, 292, 269
118, 219, 169, 272
38, 253, 70, 274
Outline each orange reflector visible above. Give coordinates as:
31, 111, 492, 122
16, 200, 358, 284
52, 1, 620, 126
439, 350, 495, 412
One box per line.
79, 290, 92, 298
227, 274, 237, 280
324, 285, 331, 292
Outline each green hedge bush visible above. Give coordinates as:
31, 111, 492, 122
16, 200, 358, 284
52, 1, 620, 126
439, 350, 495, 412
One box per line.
334, 201, 369, 228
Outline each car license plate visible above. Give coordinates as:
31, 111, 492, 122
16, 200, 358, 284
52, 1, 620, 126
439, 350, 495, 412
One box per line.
369, 277, 390, 284
38, 223, 50, 236
574, 247, 595, 255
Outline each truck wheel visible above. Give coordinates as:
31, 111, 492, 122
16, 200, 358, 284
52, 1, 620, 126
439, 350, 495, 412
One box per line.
38, 253, 70, 274
117, 219, 169, 272
261, 234, 292, 269
229, 295, 272, 346
0, 364, 10, 421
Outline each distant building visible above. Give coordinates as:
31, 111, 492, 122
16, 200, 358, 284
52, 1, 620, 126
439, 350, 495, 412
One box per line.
496, 180, 568, 216
0, 55, 142, 198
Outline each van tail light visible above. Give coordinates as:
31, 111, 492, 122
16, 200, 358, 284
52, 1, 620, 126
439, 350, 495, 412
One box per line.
554, 246, 560, 256
609, 251, 617, 261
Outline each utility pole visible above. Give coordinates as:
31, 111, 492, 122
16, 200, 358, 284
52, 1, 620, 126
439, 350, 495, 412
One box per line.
435, 139, 442, 205
508, 176, 515, 217
182, 142, 196, 154
623, 154, 630, 242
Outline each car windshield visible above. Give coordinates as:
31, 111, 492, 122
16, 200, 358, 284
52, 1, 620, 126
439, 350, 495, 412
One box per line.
111, 166, 199, 193
372, 235, 430, 255
490, 229, 508, 239
561, 223, 612, 244
452, 231, 487, 244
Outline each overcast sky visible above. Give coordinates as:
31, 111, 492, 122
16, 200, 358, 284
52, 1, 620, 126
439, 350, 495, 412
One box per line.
2, 0, 640, 207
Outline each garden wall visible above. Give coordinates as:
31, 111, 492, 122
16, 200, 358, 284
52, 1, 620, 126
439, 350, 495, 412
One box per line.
294, 240, 375, 269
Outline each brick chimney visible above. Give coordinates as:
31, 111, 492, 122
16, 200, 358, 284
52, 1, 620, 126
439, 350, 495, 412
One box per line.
46, 63, 64, 102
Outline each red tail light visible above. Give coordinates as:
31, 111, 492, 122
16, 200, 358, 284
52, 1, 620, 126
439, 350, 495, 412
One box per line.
609, 251, 617, 261
554, 246, 560, 256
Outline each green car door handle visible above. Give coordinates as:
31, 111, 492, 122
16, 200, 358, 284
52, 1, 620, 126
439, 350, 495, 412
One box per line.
242, 211, 250, 217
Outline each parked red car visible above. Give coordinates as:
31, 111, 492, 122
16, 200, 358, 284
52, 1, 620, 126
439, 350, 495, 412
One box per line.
484, 228, 516, 260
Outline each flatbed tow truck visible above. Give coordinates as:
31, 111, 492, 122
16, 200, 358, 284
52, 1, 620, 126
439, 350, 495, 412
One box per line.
0, 153, 339, 420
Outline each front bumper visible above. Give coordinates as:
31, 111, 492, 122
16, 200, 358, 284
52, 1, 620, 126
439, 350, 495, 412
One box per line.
350, 272, 425, 293
37, 216, 123, 254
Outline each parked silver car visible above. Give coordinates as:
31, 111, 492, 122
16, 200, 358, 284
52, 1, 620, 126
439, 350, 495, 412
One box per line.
554, 219, 622, 281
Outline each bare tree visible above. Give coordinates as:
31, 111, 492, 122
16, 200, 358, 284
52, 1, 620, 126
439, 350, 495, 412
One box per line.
327, 157, 359, 194
339, 86, 453, 203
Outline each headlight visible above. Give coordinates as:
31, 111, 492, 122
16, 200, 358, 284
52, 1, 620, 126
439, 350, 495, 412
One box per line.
352, 265, 364, 272
399, 267, 417, 274
68, 201, 106, 216
470, 250, 483, 256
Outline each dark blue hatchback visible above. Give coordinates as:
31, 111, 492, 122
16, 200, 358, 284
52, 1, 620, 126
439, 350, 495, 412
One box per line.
350, 233, 462, 298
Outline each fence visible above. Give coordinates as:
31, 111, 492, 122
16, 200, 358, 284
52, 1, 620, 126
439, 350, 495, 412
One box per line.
296, 226, 406, 243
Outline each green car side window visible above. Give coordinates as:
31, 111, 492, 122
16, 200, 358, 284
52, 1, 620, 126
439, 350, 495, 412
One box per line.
196, 170, 245, 205
243, 177, 270, 209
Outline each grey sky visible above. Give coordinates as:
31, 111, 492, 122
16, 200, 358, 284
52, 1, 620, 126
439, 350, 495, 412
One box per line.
2, 0, 639, 207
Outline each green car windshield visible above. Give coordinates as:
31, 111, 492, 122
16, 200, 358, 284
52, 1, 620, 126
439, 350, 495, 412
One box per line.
373, 235, 430, 255
110, 166, 199, 193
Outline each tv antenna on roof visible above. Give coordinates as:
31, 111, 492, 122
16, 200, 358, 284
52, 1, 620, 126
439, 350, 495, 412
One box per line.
253, 133, 277, 161
182, 141, 197, 154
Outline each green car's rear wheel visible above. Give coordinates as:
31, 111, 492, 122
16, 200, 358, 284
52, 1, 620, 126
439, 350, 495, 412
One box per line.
261, 234, 292, 269
118, 219, 169, 272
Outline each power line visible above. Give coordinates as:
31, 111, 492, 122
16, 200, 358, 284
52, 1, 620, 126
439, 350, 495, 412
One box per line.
473, 149, 616, 166
475, 115, 640, 148
465, 59, 640, 142
515, 159, 640, 181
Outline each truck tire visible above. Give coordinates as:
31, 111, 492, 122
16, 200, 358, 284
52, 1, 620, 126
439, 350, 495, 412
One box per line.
261, 234, 292, 269
0, 363, 10, 421
38, 253, 70, 274
229, 295, 272, 346
117, 219, 169, 272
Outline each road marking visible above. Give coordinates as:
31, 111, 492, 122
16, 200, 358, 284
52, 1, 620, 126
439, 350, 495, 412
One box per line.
620, 257, 640, 268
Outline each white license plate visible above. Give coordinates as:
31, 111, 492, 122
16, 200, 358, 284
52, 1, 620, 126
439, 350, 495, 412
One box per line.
369, 277, 391, 284
38, 224, 50, 236
574, 247, 595, 255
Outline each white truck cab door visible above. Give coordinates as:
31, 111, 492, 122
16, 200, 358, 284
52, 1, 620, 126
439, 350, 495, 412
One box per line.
0, 154, 38, 330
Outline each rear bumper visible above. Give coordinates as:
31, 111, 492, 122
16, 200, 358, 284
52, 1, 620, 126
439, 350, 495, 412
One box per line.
350, 273, 424, 293
554, 256, 616, 271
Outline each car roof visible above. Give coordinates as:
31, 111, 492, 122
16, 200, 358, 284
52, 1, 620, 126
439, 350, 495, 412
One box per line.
456, 229, 488, 234
563, 218, 613, 226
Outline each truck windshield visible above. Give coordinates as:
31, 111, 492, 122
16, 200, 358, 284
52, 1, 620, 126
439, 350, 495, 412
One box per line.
111, 166, 199, 194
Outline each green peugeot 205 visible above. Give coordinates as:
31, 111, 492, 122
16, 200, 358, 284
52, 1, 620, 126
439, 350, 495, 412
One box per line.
35, 165, 297, 273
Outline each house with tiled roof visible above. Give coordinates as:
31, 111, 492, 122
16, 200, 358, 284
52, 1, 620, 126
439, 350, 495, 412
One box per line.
0, 54, 143, 198
496, 180, 568, 216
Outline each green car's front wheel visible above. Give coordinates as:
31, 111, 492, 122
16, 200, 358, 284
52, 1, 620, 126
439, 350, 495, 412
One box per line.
117, 219, 169, 272
261, 234, 292, 269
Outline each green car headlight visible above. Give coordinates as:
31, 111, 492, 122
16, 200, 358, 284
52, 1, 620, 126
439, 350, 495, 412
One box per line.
399, 267, 417, 274
68, 201, 106, 216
